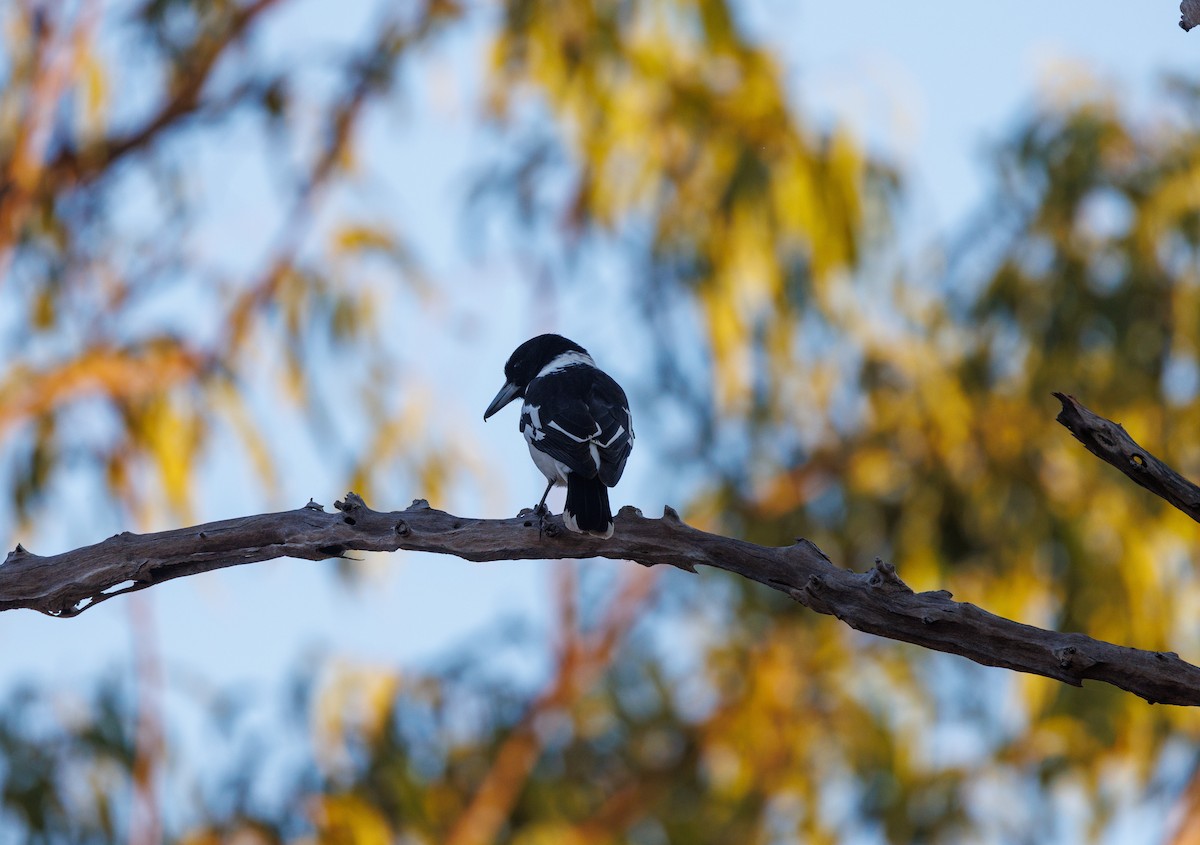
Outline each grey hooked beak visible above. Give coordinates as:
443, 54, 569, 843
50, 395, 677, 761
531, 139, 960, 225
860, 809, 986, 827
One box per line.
484, 381, 521, 420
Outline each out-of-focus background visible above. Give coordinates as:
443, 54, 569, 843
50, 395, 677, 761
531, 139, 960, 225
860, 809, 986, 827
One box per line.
1, 1, 1199, 842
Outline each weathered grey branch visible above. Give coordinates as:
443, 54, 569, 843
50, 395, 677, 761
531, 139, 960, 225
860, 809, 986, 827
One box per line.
2, 493, 1199, 706
1054, 392, 1200, 523
1183, 0, 1200, 31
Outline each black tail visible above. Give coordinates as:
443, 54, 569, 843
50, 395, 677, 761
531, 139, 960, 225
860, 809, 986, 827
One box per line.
564, 475, 614, 538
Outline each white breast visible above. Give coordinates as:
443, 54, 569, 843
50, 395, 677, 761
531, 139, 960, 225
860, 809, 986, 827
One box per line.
527, 439, 571, 485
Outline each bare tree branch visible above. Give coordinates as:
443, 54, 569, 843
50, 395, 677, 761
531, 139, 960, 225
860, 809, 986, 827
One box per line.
2, 493, 1198, 706
1054, 392, 1200, 523
1183, 0, 1200, 31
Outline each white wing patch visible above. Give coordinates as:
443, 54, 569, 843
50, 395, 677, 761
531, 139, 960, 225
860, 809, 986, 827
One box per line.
548, 419, 602, 443
598, 425, 626, 449
526, 391, 628, 484
536, 350, 597, 377
522, 403, 546, 441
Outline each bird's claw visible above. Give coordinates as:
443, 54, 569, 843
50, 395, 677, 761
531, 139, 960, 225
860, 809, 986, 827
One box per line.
516, 504, 555, 537
529, 503, 558, 538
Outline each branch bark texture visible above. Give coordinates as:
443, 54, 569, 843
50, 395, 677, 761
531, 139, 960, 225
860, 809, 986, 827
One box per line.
1054, 392, 1200, 523
1183, 0, 1200, 31
2, 494, 1198, 706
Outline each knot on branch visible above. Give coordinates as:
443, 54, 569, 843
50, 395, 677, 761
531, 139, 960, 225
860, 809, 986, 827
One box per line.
1053, 644, 1098, 672
335, 492, 366, 512
796, 574, 834, 614
335, 492, 367, 527
866, 558, 912, 594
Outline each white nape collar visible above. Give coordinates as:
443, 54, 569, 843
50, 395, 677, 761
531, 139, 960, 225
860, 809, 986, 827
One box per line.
537, 350, 596, 377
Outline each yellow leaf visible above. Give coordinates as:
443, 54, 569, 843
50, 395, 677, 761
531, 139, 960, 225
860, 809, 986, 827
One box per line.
332, 225, 395, 256
312, 662, 401, 771
310, 794, 392, 845
76, 42, 108, 137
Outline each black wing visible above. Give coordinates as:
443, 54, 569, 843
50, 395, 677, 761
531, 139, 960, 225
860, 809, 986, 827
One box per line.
587, 371, 633, 486
522, 368, 633, 486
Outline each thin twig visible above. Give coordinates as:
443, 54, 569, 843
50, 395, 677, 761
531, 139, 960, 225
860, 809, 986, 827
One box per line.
1054, 392, 1200, 523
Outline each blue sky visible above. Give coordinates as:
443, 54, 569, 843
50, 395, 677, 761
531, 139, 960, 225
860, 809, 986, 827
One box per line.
0, 0, 1195, 758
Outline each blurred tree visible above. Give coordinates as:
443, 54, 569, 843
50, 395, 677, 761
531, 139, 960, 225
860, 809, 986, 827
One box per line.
0, 0, 465, 533
2, 1, 1200, 844
677, 84, 1200, 841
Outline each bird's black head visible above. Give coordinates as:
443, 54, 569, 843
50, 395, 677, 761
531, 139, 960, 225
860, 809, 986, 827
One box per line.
504, 334, 587, 387
484, 334, 589, 420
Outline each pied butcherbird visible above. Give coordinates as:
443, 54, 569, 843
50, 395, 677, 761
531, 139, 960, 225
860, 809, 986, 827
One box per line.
484, 334, 633, 537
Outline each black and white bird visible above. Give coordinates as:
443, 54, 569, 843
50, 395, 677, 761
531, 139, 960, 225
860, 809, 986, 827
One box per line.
484, 334, 633, 538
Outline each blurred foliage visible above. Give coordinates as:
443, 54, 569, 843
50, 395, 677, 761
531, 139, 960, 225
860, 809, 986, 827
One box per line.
687, 83, 1200, 841
0, 0, 464, 531
2, 0, 1200, 843
485, 0, 882, 412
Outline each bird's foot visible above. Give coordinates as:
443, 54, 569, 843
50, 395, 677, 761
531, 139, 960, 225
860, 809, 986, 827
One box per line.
532, 503, 559, 538
516, 503, 551, 520
517, 504, 557, 537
